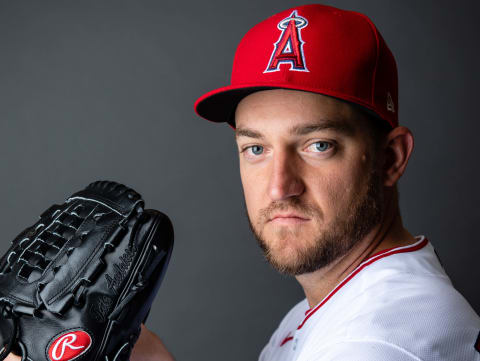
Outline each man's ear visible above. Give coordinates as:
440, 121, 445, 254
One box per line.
382, 126, 414, 187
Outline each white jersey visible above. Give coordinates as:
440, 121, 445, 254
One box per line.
259, 236, 480, 361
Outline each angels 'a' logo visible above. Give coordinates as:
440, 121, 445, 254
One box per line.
47, 330, 92, 361
264, 10, 309, 73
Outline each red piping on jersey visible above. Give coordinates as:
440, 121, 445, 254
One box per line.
299, 244, 415, 320
296, 238, 429, 330
280, 336, 294, 346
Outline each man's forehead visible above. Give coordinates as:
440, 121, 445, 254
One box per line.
235, 117, 357, 139
234, 89, 364, 131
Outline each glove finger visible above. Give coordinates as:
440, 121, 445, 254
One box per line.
0, 315, 17, 361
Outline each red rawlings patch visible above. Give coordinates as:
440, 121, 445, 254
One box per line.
48, 330, 92, 361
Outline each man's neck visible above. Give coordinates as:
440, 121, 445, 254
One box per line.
296, 190, 415, 309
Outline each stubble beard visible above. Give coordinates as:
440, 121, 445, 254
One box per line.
246, 167, 384, 276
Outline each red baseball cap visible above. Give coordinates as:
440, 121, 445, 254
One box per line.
194, 4, 398, 129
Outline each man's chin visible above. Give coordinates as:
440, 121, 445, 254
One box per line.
262, 243, 319, 276
265, 254, 314, 276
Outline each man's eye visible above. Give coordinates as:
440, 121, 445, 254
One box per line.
246, 145, 264, 155
308, 141, 331, 152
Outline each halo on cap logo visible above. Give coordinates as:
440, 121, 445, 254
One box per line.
264, 10, 309, 73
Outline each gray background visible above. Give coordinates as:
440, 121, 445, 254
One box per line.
0, 0, 478, 359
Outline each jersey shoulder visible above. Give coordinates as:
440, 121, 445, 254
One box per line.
300, 240, 480, 361
333, 241, 480, 360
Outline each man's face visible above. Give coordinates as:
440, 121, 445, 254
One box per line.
235, 89, 384, 276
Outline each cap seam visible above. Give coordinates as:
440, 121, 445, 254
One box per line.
351, 11, 380, 106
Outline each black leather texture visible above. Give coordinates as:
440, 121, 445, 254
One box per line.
0, 181, 174, 361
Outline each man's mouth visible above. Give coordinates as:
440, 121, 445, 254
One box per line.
269, 213, 310, 225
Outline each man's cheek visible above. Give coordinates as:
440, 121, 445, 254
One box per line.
246, 182, 270, 220
310, 174, 345, 214
244, 194, 263, 230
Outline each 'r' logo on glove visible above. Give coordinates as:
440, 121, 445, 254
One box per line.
48, 330, 92, 361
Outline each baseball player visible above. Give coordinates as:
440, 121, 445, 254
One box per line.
4, 3, 479, 361
194, 3, 480, 360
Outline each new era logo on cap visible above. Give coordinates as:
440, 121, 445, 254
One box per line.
387, 92, 395, 113
195, 4, 398, 129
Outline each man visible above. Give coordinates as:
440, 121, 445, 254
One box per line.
5, 3, 480, 361
194, 4, 480, 360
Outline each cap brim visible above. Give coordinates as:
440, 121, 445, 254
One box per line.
194, 83, 390, 129
194, 84, 280, 128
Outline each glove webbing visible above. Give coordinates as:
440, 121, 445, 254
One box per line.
2, 203, 89, 284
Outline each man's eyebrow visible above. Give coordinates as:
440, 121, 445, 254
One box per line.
235, 120, 356, 139
235, 128, 264, 139
290, 120, 356, 136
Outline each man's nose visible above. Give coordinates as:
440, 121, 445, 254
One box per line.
268, 150, 305, 201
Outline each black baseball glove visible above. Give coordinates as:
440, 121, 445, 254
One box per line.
0, 181, 174, 361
